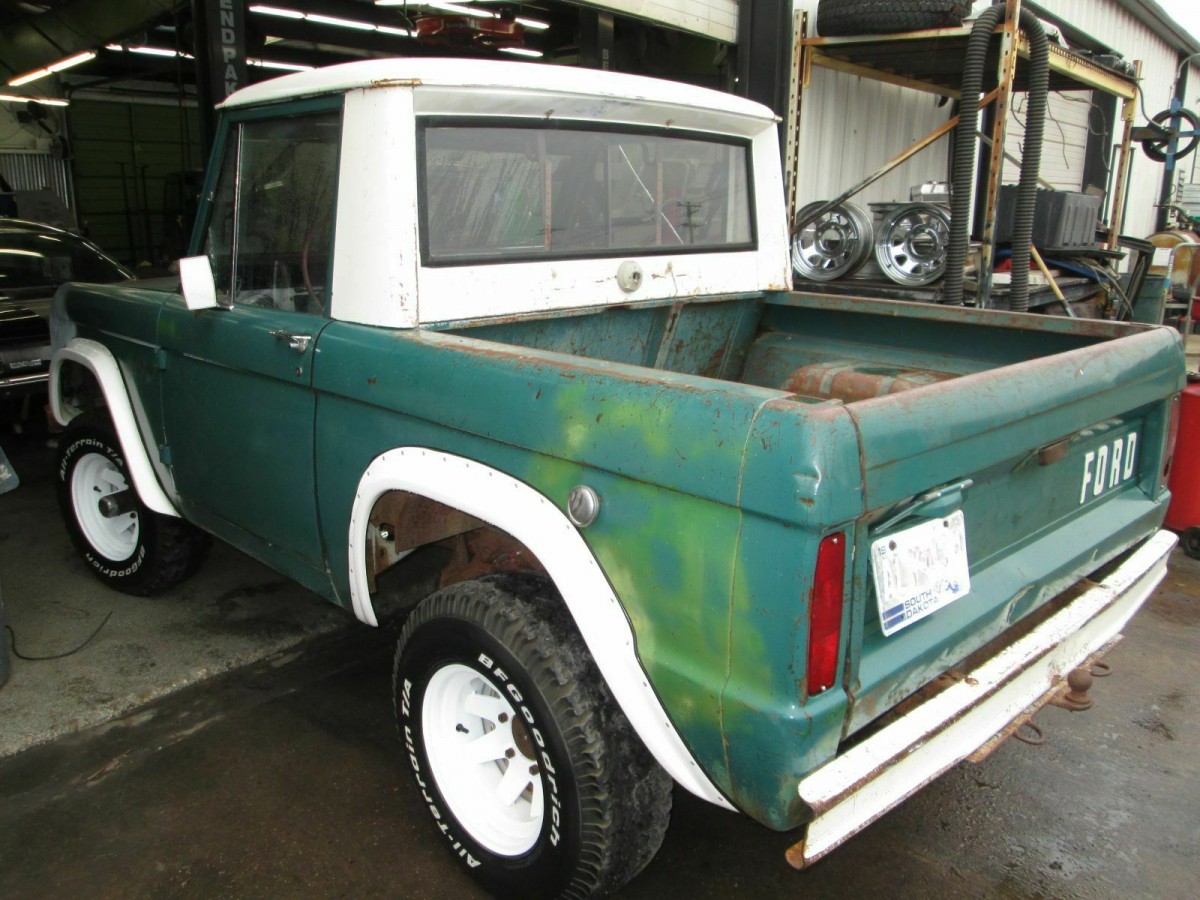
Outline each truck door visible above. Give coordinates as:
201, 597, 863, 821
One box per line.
158, 104, 341, 594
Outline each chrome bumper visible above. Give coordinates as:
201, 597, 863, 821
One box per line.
788, 528, 1176, 869
0, 370, 49, 396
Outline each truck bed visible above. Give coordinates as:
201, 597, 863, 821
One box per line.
445, 288, 1182, 785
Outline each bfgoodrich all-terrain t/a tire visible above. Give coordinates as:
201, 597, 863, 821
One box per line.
56, 415, 210, 596
393, 573, 673, 900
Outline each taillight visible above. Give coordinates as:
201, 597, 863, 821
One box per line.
1163, 392, 1181, 491
807, 532, 846, 696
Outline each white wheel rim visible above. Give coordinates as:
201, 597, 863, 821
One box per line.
71, 452, 139, 561
422, 662, 545, 856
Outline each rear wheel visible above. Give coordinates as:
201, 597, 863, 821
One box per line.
56, 415, 209, 595
1182, 527, 1200, 560
393, 573, 672, 899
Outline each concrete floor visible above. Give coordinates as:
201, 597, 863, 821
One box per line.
1, 422, 1198, 898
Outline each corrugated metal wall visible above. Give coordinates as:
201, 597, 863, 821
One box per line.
793, 66, 955, 214
589, 0, 738, 42
0, 151, 73, 211
67, 99, 202, 268
1034, 0, 1200, 238
1001, 90, 1091, 190
791, 1, 957, 218
790, 0, 1200, 243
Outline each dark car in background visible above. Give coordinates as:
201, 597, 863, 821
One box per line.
0, 219, 133, 407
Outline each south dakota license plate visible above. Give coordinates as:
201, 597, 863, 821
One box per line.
872, 511, 971, 637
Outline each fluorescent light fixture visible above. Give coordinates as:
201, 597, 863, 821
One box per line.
0, 92, 68, 107
8, 68, 50, 86
248, 58, 314, 72
425, 2, 494, 17
8, 51, 94, 84
307, 13, 376, 31
105, 44, 194, 59
47, 51, 96, 73
516, 18, 549, 31
249, 5, 305, 18
250, 4, 414, 37
498, 47, 543, 58
130, 46, 185, 58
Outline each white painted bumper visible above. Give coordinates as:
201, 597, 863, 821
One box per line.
790, 528, 1176, 868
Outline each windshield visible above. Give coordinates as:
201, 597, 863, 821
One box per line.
420, 123, 754, 264
0, 230, 130, 293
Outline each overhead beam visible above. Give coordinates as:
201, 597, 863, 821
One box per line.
0, 0, 183, 80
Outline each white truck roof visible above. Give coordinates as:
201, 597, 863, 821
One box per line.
219, 58, 777, 136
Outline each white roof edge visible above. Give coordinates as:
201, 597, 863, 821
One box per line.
218, 57, 775, 123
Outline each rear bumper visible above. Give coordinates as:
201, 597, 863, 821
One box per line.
788, 528, 1175, 869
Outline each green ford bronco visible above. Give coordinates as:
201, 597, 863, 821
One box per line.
49, 58, 1182, 899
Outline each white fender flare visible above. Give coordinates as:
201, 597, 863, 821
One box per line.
50, 338, 180, 518
347, 447, 734, 809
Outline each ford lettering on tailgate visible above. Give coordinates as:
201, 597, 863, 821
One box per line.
1079, 430, 1138, 505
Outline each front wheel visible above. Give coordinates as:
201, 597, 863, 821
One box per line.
56, 415, 210, 595
393, 573, 672, 899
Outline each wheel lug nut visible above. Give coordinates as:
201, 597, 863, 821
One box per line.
529, 764, 539, 775
505, 748, 515, 759
498, 712, 509, 723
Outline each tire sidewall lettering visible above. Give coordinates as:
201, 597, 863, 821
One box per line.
397, 625, 580, 894
85, 543, 146, 577
58, 436, 121, 485
57, 425, 154, 586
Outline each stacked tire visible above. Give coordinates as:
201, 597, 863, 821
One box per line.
817, 0, 973, 36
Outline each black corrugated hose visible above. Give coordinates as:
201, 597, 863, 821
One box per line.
944, 4, 1049, 311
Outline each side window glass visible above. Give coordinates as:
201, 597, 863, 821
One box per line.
203, 130, 239, 302
204, 110, 341, 315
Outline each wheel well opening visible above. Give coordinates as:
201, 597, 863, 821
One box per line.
57, 359, 106, 423
365, 489, 547, 611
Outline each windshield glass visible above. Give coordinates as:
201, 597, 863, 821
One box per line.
0, 230, 129, 292
420, 123, 753, 264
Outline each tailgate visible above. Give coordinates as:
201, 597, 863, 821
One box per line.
840, 326, 1183, 735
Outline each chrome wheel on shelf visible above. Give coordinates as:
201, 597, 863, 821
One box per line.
874, 202, 951, 287
791, 201, 873, 282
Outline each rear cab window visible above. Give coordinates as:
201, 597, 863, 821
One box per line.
418, 122, 754, 265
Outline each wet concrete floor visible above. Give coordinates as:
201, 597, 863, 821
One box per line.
1, 428, 1199, 898
2, 558, 1197, 898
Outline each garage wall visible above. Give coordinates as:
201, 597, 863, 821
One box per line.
588, 0, 738, 42
1001, 90, 1093, 190
1034, 0, 1200, 238
789, 0, 959, 220
1, 97, 73, 226
792, 66, 955, 214
789, 0, 1200, 242
67, 98, 202, 268
0, 105, 43, 152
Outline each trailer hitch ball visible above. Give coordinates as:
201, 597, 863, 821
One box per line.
1055, 667, 1094, 711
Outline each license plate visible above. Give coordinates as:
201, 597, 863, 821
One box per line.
871, 510, 971, 637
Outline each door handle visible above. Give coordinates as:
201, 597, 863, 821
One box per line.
269, 329, 312, 353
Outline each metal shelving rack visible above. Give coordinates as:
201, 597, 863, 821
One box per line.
784, 0, 1140, 308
